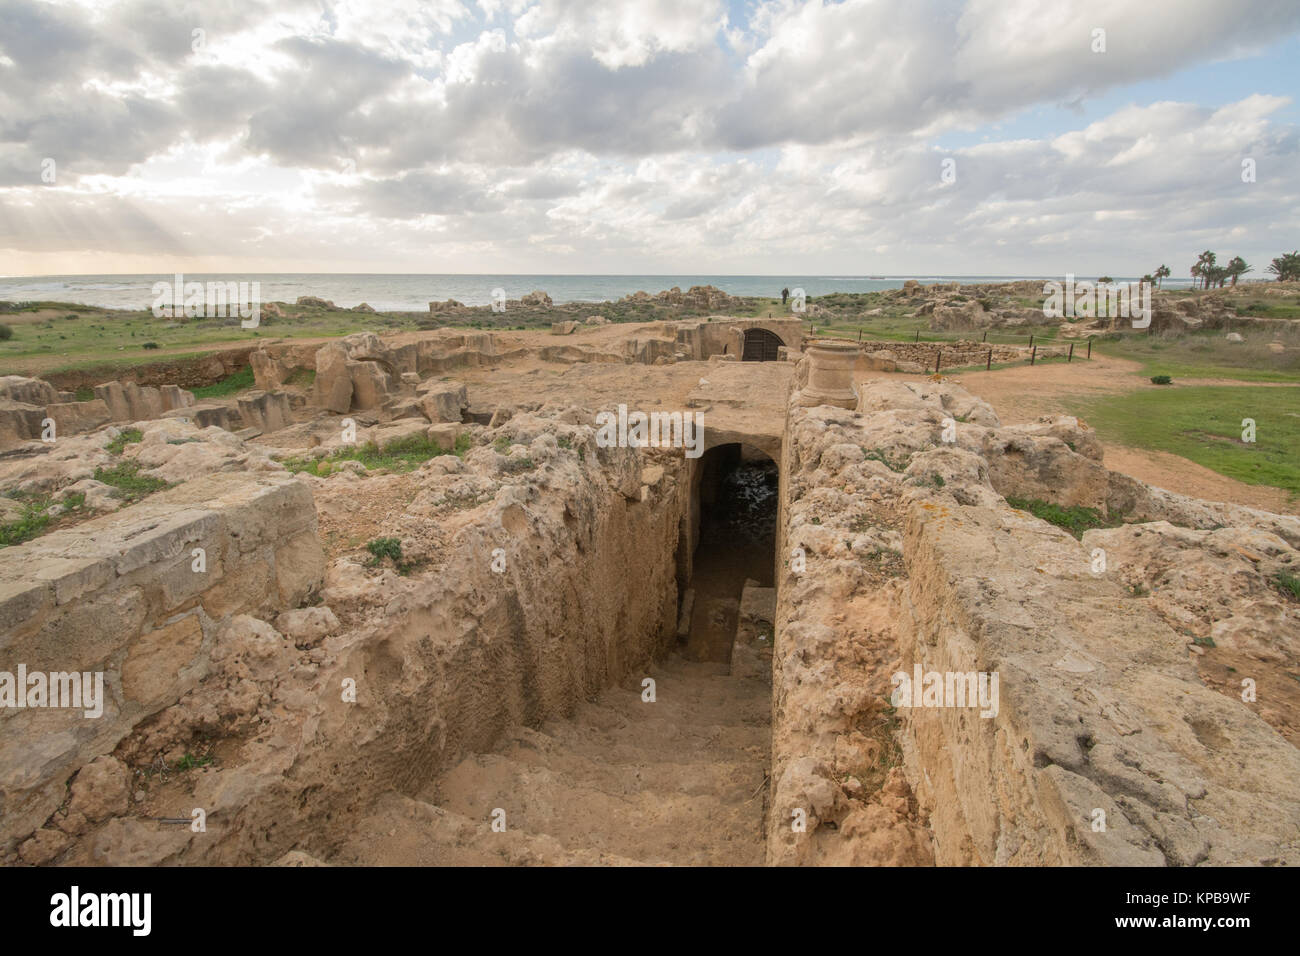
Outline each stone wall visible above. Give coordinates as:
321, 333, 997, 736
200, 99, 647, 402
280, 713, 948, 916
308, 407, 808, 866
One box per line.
0, 473, 324, 852
675, 318, 804, 360
769, 373, 1300, 865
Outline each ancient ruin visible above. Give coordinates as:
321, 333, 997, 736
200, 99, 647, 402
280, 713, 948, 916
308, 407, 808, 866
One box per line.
1, 296, 1297, 868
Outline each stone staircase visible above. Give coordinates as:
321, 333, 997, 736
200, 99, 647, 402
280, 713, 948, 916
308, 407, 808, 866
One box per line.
332, 655, 770, 866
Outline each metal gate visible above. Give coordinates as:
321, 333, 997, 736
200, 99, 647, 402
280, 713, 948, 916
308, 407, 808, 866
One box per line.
741, 328, 784, 361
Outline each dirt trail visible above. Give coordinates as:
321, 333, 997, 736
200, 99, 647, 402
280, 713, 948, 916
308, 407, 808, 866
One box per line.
332, 655, 770, 865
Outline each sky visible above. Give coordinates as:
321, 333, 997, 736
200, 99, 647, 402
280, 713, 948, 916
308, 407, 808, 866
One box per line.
0, 0, 1298, 277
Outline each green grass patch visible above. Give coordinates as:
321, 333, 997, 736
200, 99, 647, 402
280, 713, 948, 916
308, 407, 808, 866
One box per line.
191, 365, 255, 399
284, 368, 316, 388
1070, 386, 1300, 498
0, 499, 54, 547
1276, 571, 1300, 601
1005, 496, 1123, 539
1094, 329, 1300, 383
0, 490, 90, 547
93, 461, 170, 503
105, 427, 144, 455
280, 431, 471, 476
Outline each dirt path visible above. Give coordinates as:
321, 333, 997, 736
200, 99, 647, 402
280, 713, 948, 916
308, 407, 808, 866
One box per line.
332, 655, 770, 865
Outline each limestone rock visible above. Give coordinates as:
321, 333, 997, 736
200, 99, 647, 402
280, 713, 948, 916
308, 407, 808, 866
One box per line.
418, 381, 468, 423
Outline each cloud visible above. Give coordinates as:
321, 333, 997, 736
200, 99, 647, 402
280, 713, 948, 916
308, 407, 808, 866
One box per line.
0, 0, 1297, 276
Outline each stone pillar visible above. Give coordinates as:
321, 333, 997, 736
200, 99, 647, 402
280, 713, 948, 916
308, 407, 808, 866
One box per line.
796, 341, 859, 408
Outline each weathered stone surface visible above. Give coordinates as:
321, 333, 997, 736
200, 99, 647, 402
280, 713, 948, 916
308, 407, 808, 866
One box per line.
0, 375, 60, 406
769, 375, 1300, 867
0, 399, 47, 446
45, 400, 111, 437
121, 613, 206, 708
238, 391, 293, 432
312, 343, 353, 413
417, 381, 468, 423
160, 384, 196, 411
0, 472, 322, 853
348, 361, 393, 410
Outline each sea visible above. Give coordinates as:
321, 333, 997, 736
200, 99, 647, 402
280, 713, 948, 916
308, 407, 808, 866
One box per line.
0, 273, 1193, 312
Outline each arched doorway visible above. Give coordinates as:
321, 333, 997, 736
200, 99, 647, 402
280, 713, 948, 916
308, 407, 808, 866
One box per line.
742, 328, 784, 362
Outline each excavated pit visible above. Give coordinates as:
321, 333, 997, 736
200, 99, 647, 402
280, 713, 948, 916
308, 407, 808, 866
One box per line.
5, 325, 1298, 868
320, 432, 781, 866
682, 443, 778, 663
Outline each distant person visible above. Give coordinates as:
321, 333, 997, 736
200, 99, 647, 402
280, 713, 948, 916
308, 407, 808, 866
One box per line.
781, 287, 789, 305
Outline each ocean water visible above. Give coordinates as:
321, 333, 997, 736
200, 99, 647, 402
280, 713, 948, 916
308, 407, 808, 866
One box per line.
0, 273, 1193, 312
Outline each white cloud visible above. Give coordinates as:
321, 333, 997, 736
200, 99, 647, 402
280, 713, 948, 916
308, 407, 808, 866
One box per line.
0, 0, 1297, 276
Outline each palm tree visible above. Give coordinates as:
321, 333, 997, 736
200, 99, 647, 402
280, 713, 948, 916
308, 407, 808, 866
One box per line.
1226, 256, 1251, 286
1192, 251, 1217, 289
1154, 264, 1170, 289
1266, 251, 1300, 282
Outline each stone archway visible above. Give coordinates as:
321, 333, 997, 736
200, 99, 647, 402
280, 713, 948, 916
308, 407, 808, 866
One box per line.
742, 328, 784, 362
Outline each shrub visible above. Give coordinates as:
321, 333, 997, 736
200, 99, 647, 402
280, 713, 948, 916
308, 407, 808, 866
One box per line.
0, 324, 12, 340
366, 537, 403, 565
1150, 375, 1173, 385
142, 341, 160, 349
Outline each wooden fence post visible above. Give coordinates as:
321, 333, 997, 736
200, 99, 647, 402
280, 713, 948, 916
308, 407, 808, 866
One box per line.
1068, 342, 1074, 363
1031, 345, 1037, 365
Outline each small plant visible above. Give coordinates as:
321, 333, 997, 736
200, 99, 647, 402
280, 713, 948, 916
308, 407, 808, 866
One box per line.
1150, 375, 1173, 385
494, 435, 513, 453
93, 461, 169, 503
175, 752, 213, 771
366, 536, 403, 566
142, 341, 160, 350
1005, 496, 1123, 539
105, 427, 144, 455
1192, 634, 1216, 648
0, 324, 11, 340
862, 447, 909, 472
557, 435, 573, 450
501, 456, 535, 474
1275, 571, 1300, 601
0, 498, 53, 547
